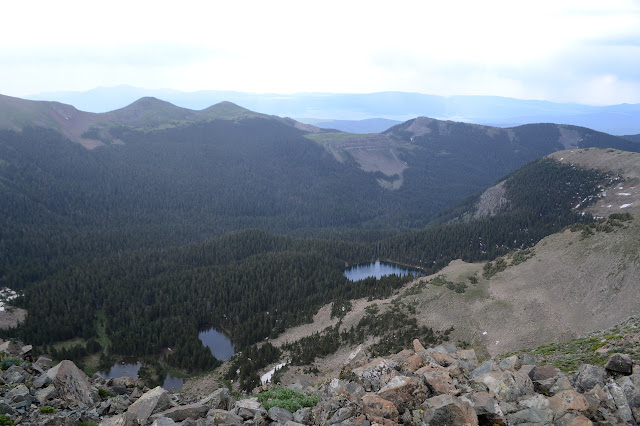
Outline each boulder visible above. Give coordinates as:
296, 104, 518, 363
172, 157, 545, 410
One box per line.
468, 360, 498, 379
346, 344, 369, 368
378, 375, 428, 413
467, 392, 504, 424
292, 407, 313, 424
207, 408, 245, 425
603, 381, 635, 424
573, 364, 607, 393
233, 397, 266, 420
549, 389, 590, 413
352, 358, 399, 392
506, 407, 553, 424
36, 356, 53, 369
529, 364, 559, 382
324, 378, 365, 402
518, 394, 550, 411
46, 360, 98, 406
6, 383, 32, 408
268, 406, 294, 423
4, 365, 26, 384
34, 372, 53, 389
362, 394, 399, 423
152, 402, 209, 422
151, 418, 177, 426
328, 406, 355, 423
472, 370, 533, 402
498, 355, 521, 371
421, 370, 458, 395
451, 349, 479, 374
123, 386, 172, 426
201, 387, 234, 411
419, 394, 478, 425
34, 385, 58, 404
605, 353, 634, 375
404, 353, 425, 373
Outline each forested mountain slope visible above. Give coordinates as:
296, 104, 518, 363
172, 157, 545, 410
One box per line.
1, 94, 638, 380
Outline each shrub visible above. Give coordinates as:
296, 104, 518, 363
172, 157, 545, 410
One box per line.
256, 385, 319, 412
98, 388, 116, 398
39, 406, 56, 414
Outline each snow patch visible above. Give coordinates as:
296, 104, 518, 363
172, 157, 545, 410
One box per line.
261, 362, 287, 384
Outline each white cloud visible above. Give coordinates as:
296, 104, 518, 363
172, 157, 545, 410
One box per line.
2, 0, 639, 104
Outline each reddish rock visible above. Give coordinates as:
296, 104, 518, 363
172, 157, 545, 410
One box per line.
405, 353, 425, 373
529, 364, 559, 381
420, 394, 479, 425
431, 351, 456, 367
362, 394, 399, 423
549, 390, 589, 413
378, 375, 428, 413
422, 370, 459, 395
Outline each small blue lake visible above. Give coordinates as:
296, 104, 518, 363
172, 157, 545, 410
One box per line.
344, 260, 423, 281
198, 327, 235, 361
99, 361, 183, 391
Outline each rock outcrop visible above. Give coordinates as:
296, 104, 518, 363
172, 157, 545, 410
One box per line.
1, 336, 640, 425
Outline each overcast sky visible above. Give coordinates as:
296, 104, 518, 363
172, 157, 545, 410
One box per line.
2, 0, 639, 105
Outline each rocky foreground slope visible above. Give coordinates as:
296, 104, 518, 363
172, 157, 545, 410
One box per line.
1, 334, 640, 425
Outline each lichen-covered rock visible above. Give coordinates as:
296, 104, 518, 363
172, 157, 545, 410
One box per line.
605, 353, 634, 375
207, 408, 245, 425
498, 355, 521, 371
421, 370, 458, 395
418, 394, 478, 425
573, 364, 607, 393
472, 370, 534, 402
352, 358, 399, 392
362, 394, 399, 423
378, 375, 428, 413
549, 389, 590, 413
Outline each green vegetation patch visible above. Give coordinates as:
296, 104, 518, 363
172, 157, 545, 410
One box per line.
256, 385, 319, 412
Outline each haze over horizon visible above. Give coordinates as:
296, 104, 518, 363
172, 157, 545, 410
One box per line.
2, 1, 640, 106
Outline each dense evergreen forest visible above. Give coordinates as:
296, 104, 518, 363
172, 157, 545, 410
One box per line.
0, 114, 625, 376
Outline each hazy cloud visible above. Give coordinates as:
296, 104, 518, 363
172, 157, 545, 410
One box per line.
1, 0, 639, 105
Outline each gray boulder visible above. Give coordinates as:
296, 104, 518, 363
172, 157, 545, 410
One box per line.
201, 387, 234, 411
418, 394, 479, 425
122, 386, 172, 426
152, 402, 209, 422
46, 360, 98, 406
268, 406, 294, 423
574, 364, 608, 393
233, 397, 267, 420
206, 408, 245, 425
605, 353, 634, 375
4, 365, 26, 384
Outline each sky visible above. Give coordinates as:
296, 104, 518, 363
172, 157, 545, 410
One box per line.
2, 0, 640, 105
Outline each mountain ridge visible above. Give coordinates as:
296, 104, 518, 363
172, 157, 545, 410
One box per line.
26, 85, 640, 134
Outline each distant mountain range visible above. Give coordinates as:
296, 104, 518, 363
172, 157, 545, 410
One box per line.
26, 85, 640, 135
1, 93, 638, 234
